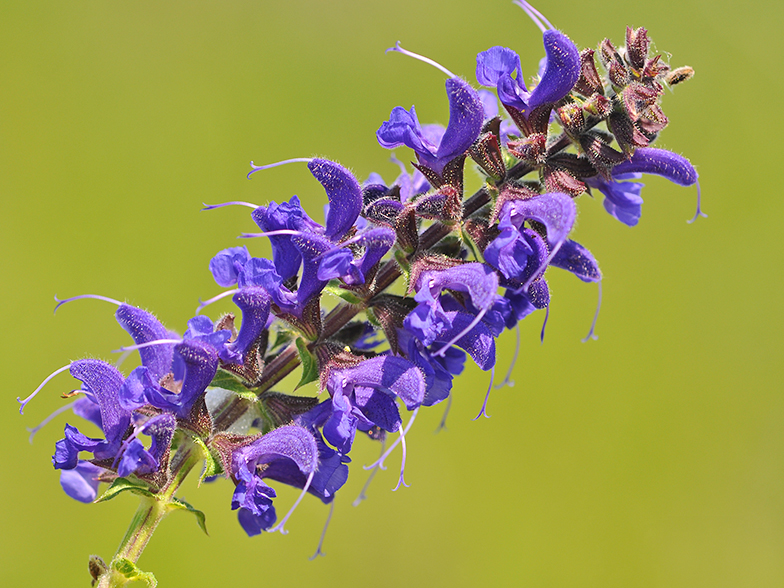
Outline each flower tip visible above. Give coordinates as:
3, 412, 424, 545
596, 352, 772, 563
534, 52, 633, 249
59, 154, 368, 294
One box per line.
385, 41, 403, 54
686, 181, 707, 224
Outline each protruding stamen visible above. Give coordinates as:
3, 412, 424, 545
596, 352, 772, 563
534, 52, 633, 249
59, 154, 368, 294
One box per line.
353, 438, 387, 506
247, 158, 312, 179
269, 469, 316, 534
202, 201, 258, 211
115, 349, 134, 368
432, 305, 490, 358
513, 0, 554, 33
363, 407, 420, 472
687, 180, 707, 224
472, 366, 496, 420
309, 501, 335, 560
540, 304, 550, 344
27, 400, 77, 443
386, 41, 457, 78
239, 229, 305, 239
581, 280, 602, 342
391, 421, 410, 491
18, 363, 72, 414
54, 294, 123, 314
196, 289, 239, 315
113, 339, 182, 354
435, 394, 452, 433
496, 324, 520, 389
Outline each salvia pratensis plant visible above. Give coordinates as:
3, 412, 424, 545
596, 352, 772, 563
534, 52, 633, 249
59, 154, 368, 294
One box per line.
19, 2, 702, 585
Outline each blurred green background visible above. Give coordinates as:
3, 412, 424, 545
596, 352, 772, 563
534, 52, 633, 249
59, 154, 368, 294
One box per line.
1, 0, 781, 586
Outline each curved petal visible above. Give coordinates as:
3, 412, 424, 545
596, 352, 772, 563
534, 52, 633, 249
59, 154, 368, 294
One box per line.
308, 159, 363, 241
115, 304, 174, 383
551, 239, 601, 282
527, 30, 580, 112
435, 78, 485, 163
612, 147, 698, 186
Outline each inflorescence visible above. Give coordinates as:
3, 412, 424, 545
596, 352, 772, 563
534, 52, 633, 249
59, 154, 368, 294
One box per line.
19, 0, 701, 576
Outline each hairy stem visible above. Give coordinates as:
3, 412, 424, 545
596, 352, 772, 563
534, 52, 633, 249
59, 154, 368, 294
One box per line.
95, 441, 201, 588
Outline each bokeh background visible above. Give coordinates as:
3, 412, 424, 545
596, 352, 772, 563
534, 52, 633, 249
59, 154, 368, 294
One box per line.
1, 1, 781, 586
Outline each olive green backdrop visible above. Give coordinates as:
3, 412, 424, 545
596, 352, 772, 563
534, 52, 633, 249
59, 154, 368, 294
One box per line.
1, 1, 781, 586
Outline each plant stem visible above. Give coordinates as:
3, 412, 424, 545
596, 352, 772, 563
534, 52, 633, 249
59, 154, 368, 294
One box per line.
95, 441, 201, 588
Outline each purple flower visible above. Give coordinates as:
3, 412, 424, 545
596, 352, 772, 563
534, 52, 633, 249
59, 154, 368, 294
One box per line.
377, 78, 484, 176
321, 356, 425, 454
405, 262, 500, 347
584, 148, 703, 224
229, 425, 320, 536
476, 30, 579, 124
586, 173, 645, 226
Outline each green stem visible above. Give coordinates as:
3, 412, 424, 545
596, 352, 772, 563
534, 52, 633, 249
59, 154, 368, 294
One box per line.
95, 441, 201, 588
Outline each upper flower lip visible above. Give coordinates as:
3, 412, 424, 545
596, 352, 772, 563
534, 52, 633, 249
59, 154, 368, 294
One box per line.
377, 77, 484, 176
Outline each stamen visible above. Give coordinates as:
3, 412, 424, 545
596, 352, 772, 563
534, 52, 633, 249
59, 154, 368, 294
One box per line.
363, 407, 420, 472
390, 153, 407, 176
18, 363, 72, 414
391, 421, 409, 491
54, 294, 122, 314
202, 201, 258, 211
513, 0, 554, 33
269, 469, 316, 534
27, 400, 78, 443
435, 394, 452, 433
247, 158, 312, 179
432, 305, 490, 358
309, 500, 335, 560
496, 324, 520, 389
353, 438, 387, 506
115, 349, 133, 368
472, 366, 496, 420
687, 180, 707, 224
540, 304, 550, 344
113, 339, 181, 354
196, 289, 239, 315
239, 229, 305, 239
581, 280, 602, 342
386, 41, 457, 78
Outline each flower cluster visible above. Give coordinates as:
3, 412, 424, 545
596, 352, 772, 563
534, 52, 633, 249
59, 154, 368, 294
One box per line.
19, 0, 700, 569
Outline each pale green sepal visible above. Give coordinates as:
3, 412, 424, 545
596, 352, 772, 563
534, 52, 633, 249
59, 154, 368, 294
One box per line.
94, 478, 155, 503
295, 338, 319, 389
169, 497, 208, 535
324, 282, 364, 305
209, 370, 256, 397
112, 557, 157, 587
191, 436, 223, 484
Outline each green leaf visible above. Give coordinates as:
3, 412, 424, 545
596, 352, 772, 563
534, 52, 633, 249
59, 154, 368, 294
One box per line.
295, 338, 319, 389
192, 436, 224, 483
324, 282, 364, 305
169, 497, 209, 535
112, 557, 157, 587
208, 369, 255, 396
94, 478, 155, 503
